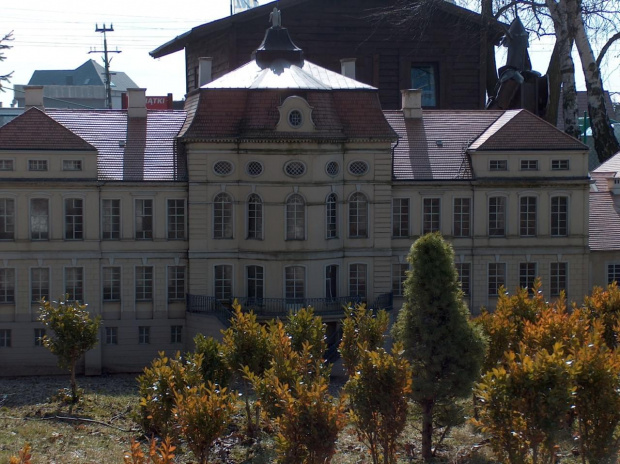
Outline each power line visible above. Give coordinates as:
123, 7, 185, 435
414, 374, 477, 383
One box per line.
88, 23, 121, 109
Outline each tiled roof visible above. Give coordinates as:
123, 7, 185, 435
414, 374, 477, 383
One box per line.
0, 107, 96, 151
385, 110, 502, 180
47, 109, 187, 181
593, 151, 620, 173
180, 89, 395, 142
205, 59, 375, 90
469, 109, 588, 151
589, 171, 620, 251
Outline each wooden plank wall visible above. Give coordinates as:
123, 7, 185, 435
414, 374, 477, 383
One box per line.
183, 0, 488, 110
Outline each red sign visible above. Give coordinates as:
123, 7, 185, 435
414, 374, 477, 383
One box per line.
121, 93, 173, 110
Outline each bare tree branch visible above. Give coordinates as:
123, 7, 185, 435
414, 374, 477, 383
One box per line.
596, 31, 620, 67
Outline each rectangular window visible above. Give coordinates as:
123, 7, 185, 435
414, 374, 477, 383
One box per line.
34, 328, 45, 346
488, 197, 506, 237
490, 160, 508, 171
64, 198, 83, 240
550, 262, 568, 297
62, 160, 82, 171
411, 64, 438, 107
392, 198, 410, 238
105, 327, 118, 345
136, 266, 153, 301
167, 199, 185, 240
102, 267, 121, 301
519, 262, 537, 294
102, 199, 120, 240
607, 264, 620, 284
0, 198, 15, 240
0, 269, 15, 303
453, 198, 471, 237
551, 196, 568, 236
0, 160, 14, 171
138, 326, 150, 344
28, 160, 47, 171
285, 266, 305, 300
168, 266, 185, 301
171, 325, 183, 344
247, 265, 264, 301
519, 196, 537, 237
520, 160, 538, 171
135, 199, 153, 240
326, 264, 339, 299
31, 268, 49, 302
392, 263, 409, 296
456, 262, 471, 296
488, 262, 506, 296
30, 198, 49, 240
214, 265, 232, 300
349, 263, 367, 299
423, 198, 441, 234
0, 329, 11, 348
65, 267, 84, 302
551, 159, 569, 170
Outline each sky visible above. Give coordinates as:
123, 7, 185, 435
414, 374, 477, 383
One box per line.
1, 0, 618, 108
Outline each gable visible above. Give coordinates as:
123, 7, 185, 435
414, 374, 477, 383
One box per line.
469, 110, 588, 152
0, 107, 96, 151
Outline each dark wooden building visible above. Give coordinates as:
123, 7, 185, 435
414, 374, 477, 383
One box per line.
151, 0, 503, 110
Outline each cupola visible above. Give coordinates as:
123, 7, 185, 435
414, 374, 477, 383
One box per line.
252, 8, 304, 68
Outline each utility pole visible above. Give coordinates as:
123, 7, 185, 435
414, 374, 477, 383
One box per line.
89, 24, 121, 109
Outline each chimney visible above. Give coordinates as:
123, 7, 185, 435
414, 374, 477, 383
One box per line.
24, 85, 45, 110
198, 57, 213, 87
401, 89, 423, 119
340, 58, 356, 80
127, 88, 147, 118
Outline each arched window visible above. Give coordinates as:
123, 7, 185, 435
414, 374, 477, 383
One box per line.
326, 193, 338, 239
213, 192, 233, 239
286, 194, 305, 240
247, 194, 263, 240
348, 192, 368, 238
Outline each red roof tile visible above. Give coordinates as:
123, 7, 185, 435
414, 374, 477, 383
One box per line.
47, 109, 187, 181
469, 109, 588, 151
385, 110, 502, 180
0, 107, 96, 151
180, 89, 395, 142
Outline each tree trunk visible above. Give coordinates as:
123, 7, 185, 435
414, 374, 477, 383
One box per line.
70, 359, 78, 403
421, 399, 434, 461
570, 0, 620, 162
481, 0, 498, 101
546, 0, 580, 139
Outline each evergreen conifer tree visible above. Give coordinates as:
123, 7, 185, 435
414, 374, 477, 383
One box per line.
393, 233, 486, 461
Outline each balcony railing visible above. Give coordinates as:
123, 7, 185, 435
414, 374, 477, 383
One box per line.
186, 293, 394, 321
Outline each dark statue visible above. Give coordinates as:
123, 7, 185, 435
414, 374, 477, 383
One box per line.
486, 17, 548, 117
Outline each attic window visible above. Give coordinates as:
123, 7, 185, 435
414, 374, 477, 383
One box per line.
520, 160, 539, 171
213, 160, 234, 176
551, 159, 569, 170
246, 161, 263, 177
63, 160, 82, 171
288, 110, 303, 128
284, 161, 306, 177
326, 161, 340, 177
348, 160, 369, 176
0, 160, 13, 171
490, 160, 508, 171
28, 160, 48, 172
